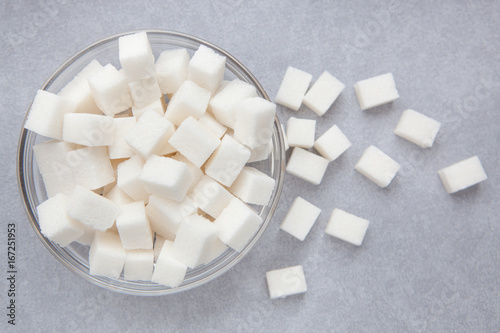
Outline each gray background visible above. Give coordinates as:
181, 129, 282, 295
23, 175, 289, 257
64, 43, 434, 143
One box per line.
1, 1, 499, 332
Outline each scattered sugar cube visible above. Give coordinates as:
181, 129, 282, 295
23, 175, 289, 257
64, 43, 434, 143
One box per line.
89, 231, 126, 279
124, 249, 154, 281
171, 152, 204, 193
280, 197, 321, 241
164, 80, 210, 125
303, 71, 345, 116
117, 155, 150, 202
394, 109, 441, 148
108, 117, 136, 159
140, 155, 193, 202
189, 175, 234, 219
115, 201, 153, 250
266, 265, 307, 299
87, 63, 132, 116
248, 140, 272, 163
354, 73, 399, 110
275, 67, 312, 111
286, 117, 316, 149
204, 134, 251, 187
119, 31, 155, 80
62, 113, 114, 146
214, 197, 262, 252
168, 116, 221, 168
171, 214, 219, 268
198, 112, 227, 138
314, 124, 352, 161
188, 44, 226, 94
234, 97, 276, 149
24, 90, 76, 140
125, 109, 175, 159
131, 98, 165, 119
146, 194, 197, 239
354, 145, 400, 188
67, 185, 121, 231
228, 167, 275, 206
105, 185, 135, 206
58, 59, 103, 114
36, 193, 85, 247
209, 79, 257, 128
156, 48, 190, 95
152, 240, 188, 287
128, 76, 162, 108
438, 156, 488, 194
286, 147, 329, 185
325, 209, 369, 246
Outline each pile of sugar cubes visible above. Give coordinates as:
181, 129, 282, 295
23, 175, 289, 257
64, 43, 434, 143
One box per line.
266, 67, 488, 299
26, 32, 280, 287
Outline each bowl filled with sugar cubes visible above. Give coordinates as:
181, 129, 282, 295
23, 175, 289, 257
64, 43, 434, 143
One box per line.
17, 30, 285, 295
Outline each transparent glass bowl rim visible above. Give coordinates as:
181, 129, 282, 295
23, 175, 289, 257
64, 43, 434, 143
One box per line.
16, 30, 286, 296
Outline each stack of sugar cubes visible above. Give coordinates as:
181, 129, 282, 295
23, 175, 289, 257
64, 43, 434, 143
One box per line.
26, 31, 279, 288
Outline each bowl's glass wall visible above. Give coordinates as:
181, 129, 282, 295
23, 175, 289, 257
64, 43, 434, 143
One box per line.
17, 30, 285, 295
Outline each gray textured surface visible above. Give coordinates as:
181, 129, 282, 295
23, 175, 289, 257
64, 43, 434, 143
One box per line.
1, 1, 499, 332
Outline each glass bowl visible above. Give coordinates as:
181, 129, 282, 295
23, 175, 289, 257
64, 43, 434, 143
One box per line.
17, 30, 285, 296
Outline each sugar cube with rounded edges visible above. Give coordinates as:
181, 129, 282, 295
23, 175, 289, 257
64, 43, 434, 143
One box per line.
266, 265, 307, 299
188, 44, 226, 94
303, 71, 345, 116
25, 90, 76, 140
354, 73, 399, 110
164, 80, 210, 126
119, 31, 155, 80
234, 97, 276, 149
128, 76, 162, 108
117, 155, 150, 203
89, 231, 126, 279
275, 67, 312, 111
146, 194, 197, 239
314, 124, 351, 161
109, 117, 136, 159
228, 166, 276, 206
152, 240, 187, 287
325, 209, 369, 246
394, 109, 441, 148
131, 98, 165, 119
156, 48, 190, 95
116, 201, 153, 250
354, 145, 400, 188
286, 117, 316, 149
124, 249, 154, 281
286, 147, 329, 185
280, 196, 321, 241
189, 175, 234, 219
438, 156, 487, 194
62, 113, 114, 146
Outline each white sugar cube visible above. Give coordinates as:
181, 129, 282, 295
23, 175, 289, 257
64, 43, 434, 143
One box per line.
87, 63, 132, 116
105, 185, 134, 206
25, 90, 76, 140
280, 197, 321, 241
354, 73, 399, 110
228, 167, 275, 206
286, 117, 316, 149
131, 98, 165, 119
171, 152, 204, 193
214, 197, 263, 252
438, 156, 488, 194
89, 231, 126, 279
58, 59, 103, 114
128, 76, 162, 108
108, 117, 136, 159
33, 140, 75, 175
62, 113, 114, 146
125, 109, 175, 159
325, 209, 369, 246
116, 201, 153, 250
198, 112, 227, 138
140, 155, 193, 202
146, 194, 197, 239
124, 249, 154, 281
303, 71, 345, 116
117, 155, 149, 202
354, 145, 400, 188
36, 193, 85, 247
75, 223, 96, 246
204, 134, 251, 187
152, 240, 188, 287
286, 147, 329, 185
69, 146, 115, 191
67, 185, 121, 231
189, 175, 234, 219
201, 238, 228, 265
275, 67, 312, 111
168, 116, 221, 168
188, 44, 226, 94
234, 97, 276, 149
209, 79, 257, 128
394, 109, 441, 148
171, 214, 218, 268
248, 140, 272, 163
119, 31, 155, 80
314, 124, 352, 161
164, 80, 210, 125
156, 48, 190, 95
266, 265, 307, 299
